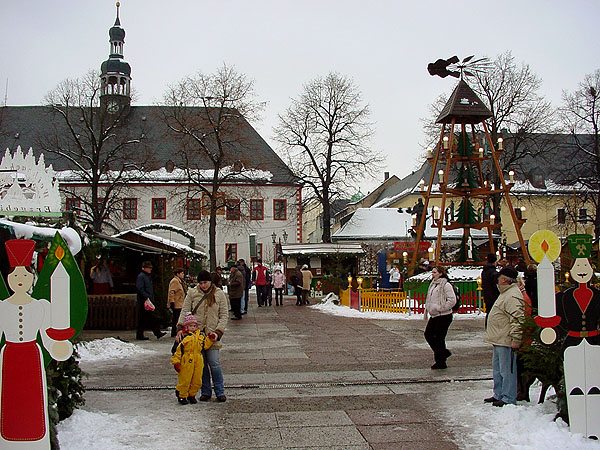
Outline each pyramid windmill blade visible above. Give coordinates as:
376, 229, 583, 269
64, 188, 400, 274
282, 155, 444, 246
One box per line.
462, 55, 475, 63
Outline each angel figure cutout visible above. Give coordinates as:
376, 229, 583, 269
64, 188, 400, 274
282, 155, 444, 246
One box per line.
0, 235, 87, 449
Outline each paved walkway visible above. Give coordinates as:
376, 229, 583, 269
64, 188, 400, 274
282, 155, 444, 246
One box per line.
80, 293, 491, 449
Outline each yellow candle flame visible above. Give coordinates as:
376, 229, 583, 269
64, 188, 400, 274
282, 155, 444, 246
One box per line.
541, 240, 549, 254
55, 245, 65, 260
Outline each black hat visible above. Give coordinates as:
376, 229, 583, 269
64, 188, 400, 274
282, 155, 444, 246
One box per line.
197, 270, 212, 282
142, 261, 153, 268
498, 266, 518, 280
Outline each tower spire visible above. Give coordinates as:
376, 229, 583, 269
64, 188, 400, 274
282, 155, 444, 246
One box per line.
100, 2, 132, 113
115, 1, 120, 25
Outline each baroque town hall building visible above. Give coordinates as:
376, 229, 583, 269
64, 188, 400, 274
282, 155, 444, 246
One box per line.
0, 4, 302, 266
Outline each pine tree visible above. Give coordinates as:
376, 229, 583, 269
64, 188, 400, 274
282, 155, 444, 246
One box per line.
47, 348, 86, 449
518, 313, 568, 422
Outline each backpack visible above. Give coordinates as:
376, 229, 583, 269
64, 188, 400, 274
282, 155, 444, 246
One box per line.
449, 283, 461, 312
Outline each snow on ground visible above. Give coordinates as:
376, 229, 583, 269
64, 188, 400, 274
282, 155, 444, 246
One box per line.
57, 410, 159, 450
56, 406, 218, 450
439, 383, 600, 449
76, 337, 157, 362
310, 293, 483, 321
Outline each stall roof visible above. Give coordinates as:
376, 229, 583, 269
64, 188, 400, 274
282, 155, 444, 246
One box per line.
282, 242, 364, 256
113, 230, 206, 257
92, 233, 177, 255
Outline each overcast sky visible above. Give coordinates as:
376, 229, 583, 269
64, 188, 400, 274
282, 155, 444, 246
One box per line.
1, 0, 598, 193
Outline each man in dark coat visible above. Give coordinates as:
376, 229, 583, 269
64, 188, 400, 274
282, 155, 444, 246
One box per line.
136, 261, 166, 340
238, 259, 251, 314
227, 265, 244, 320
481, 253, 499, 325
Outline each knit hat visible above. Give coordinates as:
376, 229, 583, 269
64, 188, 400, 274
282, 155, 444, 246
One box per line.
183, 313, 198, 327
197, 270, 211, 282
498, 266, 518, 280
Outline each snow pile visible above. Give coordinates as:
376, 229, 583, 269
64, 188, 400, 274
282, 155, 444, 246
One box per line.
311, 293, 422, 320
76, 338, 157, 362
441, 384, 600, 449
57, 410, 143, 450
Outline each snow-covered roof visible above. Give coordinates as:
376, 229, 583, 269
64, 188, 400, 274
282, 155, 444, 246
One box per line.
0, 218, 82, 255
56, 166, 273, 183
282, 242, 364, 256
409, 266, 484, 282
112, 229, 206, 257
332, 208, 491, 242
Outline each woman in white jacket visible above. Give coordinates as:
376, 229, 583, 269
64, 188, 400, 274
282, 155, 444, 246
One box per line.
424, 265, 457, 369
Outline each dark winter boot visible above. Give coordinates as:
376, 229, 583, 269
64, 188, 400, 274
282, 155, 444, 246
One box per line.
178, 397, 189, 405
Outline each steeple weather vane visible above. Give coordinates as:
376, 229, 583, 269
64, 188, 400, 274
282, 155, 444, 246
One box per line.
428, 55, 492, 80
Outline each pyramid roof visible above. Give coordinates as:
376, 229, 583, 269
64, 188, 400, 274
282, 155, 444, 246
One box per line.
436, 79, 492, 124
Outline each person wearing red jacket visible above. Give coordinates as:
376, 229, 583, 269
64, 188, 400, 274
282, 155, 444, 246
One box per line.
252, 259, 270, 307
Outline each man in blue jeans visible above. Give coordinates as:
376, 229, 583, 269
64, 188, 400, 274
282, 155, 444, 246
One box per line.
484, 266, 524, 407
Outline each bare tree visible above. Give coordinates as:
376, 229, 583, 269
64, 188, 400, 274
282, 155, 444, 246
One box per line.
422, 52, 556, 227
41, 70, 150, 232
275, 72, 381, 242
160, 64, 265, 270
558, 69, 600, 239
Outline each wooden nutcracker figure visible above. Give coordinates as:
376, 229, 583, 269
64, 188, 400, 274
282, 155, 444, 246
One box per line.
534, 233, 600, 439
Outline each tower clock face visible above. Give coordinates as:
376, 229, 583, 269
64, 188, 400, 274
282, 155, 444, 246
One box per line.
107, 100, 120, 114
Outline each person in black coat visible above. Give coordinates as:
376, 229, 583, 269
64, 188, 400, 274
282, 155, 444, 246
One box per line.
136, 261, 166, 340
524, 264, 538, 310
481, 253, 499, 324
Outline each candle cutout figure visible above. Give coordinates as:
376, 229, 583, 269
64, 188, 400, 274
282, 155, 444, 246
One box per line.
530, 231, 600, 439
528, 230, 562, 343
0, 234, 87, 449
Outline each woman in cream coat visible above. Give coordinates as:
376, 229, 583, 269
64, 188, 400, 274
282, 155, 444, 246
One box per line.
177, 270, 229, 402
424, 265, 456, 370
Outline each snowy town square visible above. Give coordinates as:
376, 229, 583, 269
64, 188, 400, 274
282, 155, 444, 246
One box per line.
57, 293, 597, 450
1, 1, 599, 449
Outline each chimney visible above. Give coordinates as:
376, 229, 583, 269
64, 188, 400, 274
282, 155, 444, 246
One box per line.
384, 172, 389, 181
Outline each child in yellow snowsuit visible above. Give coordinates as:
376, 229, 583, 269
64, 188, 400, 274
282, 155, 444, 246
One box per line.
171, 313, 214, 405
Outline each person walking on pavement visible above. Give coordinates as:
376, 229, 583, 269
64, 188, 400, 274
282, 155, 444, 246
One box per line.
136, 261, 166, 340
252, 259, 270, 307
238, 259, 251, 314
291, 267, 303, 305
424, 265, 456, 369
300, 265, 313, 305
481, 253, 500, 325
227, 265, 244, 320
272, 268, 286, 306
484, 266, 525, 407
168, 268, 187, 337
177, 270, 229, 402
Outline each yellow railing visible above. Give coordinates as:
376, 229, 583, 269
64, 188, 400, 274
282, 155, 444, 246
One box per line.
359, 289, 412, 313
339, 288, 350, 307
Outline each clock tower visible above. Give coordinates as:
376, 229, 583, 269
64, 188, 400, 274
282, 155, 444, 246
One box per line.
100, 2, 132, 115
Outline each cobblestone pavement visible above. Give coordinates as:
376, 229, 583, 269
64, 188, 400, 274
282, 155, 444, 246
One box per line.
80, 294, 491, 449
